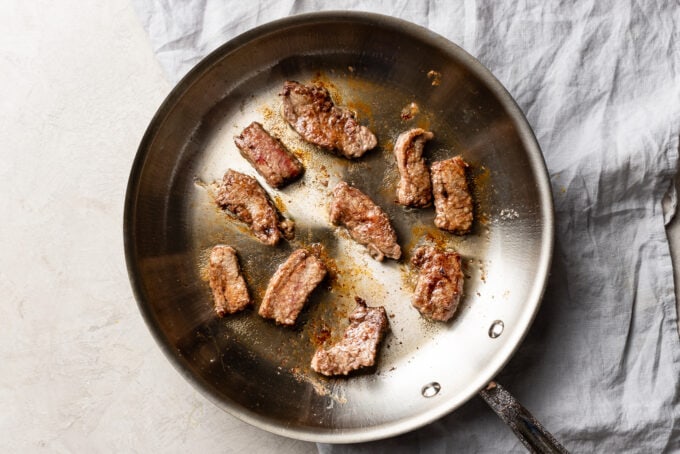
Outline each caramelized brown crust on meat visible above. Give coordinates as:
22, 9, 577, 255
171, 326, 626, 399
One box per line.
215, 169, 294, 245
311, 298, 389, 376
394, 128, 434, 207
411, 245, 464, 321
329, 181, 401, 261
431, 156, 473, 234
281, 81, 377, 159
208, 245, 251, 316
234, 122, 304, 188
258, 249, 327, 325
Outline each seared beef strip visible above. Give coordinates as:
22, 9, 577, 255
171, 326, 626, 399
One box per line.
234, 121, 304, 188
208, 245, 251, 316
394, 128, 434, 207
411, 245, 464, 321
329, 181, 401, 261
216, 169, 294, 245
311, 298, 389, 376
431, 156, 473, 234
281, 81, 377, 159
258, 248, 327, 325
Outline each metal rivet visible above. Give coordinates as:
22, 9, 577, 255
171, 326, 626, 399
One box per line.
489, 320, 504, 338
421, 382, 441, 398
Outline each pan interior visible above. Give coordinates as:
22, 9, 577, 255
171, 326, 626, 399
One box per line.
125, 13, 553, 443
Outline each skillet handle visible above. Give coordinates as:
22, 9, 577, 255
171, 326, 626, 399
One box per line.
479, 381, 569, 454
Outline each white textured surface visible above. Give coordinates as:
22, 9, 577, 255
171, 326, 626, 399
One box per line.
0, 2, 316, 452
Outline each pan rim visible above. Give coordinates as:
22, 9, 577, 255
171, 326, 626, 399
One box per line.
123, 10, 555, 444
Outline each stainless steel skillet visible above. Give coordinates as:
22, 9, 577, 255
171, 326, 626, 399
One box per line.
124, 11, 562, 451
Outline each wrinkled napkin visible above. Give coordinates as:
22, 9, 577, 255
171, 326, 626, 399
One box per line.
131, 1, 680, 452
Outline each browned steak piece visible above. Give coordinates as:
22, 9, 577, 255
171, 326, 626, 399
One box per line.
394, 128, 434, 207
258, 248, 327, 325
431, 156, 473, 234
329, 181, 401, 261
411, 245, 464, 321
208, 245, 251, 316
234, 122, 304, 188
281, 81, 377, 159
311, 298, 389, 376
215, 169, 295, 245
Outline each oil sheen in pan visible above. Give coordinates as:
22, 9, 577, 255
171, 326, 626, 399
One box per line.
192, 71, 494, 387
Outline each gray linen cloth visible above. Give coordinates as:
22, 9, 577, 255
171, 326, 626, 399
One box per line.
131, 1, 680, 451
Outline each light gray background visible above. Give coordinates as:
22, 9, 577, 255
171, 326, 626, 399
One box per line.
0, 1, 314, 452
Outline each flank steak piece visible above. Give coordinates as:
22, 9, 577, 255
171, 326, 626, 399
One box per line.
311, 298, 389, 376
281, 80, 377, 159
